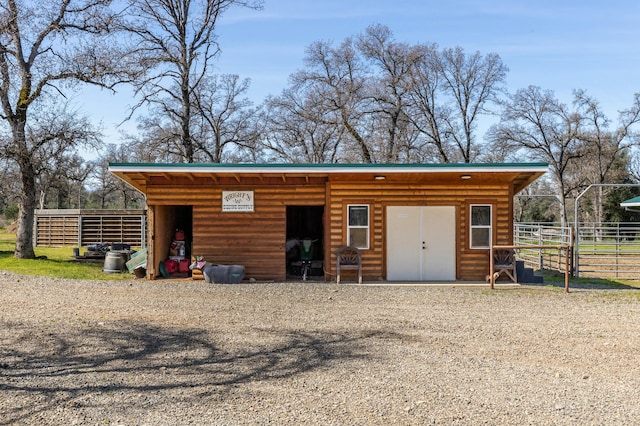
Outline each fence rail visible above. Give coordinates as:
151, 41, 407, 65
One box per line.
34, 209, 147, 248
515, 222, 640, 279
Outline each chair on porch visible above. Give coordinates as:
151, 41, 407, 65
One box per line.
335, 245, 362, 284
493, 248, 518, 283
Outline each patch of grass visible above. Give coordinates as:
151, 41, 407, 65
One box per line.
537, 269, 640, 290
0, 231, 132, 280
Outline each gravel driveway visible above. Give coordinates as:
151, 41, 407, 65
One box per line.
1, 271, 640, 425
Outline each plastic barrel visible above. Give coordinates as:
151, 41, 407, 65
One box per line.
104, 251, 127, 273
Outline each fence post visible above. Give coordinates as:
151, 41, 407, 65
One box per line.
32, 211, 38, 248
564, 246, 570, 293
574, 224, 580, 278
616, 224, 620, 279
489, 245, 495, 289
538, 224, 543, 270
78, 214, 83, 248
569, 227, 575, 277
141, 215, 147, 248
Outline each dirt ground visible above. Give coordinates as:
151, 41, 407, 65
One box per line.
1, 272, 640, 425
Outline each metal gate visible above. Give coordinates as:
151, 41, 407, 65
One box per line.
514, 222, 640, 279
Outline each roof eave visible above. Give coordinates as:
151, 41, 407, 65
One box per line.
108, 163, 549, 175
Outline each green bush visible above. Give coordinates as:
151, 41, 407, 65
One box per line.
4, 203, 19, 220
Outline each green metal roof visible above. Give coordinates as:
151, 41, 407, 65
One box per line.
109, 162, 549, 195
620, 196, 640, 207
109, 162, 549, 173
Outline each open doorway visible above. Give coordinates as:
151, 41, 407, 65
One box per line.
286, 206, 324, 279
154, 205, 193, 278
171, 204, 193, 258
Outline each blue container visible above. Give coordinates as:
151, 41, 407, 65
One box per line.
210, 265, 229, 283
227, 265, 245, 284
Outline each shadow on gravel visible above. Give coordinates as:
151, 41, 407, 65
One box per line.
0, 320, 395, 424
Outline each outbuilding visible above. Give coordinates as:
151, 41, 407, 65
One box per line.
620, 196, 640, 212
109, 162, 548, 282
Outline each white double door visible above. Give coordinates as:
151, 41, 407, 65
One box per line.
386, 206, 456, 281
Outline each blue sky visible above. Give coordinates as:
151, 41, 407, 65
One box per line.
79, 0, 640, 147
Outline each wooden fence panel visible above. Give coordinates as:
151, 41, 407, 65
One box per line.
35, 215, 79, 247
34, 209, 147, 248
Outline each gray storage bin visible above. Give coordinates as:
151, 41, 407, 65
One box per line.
210, 265, 229, 283
227, 265, 245, 284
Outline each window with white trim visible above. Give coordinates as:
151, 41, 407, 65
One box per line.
347, 204, 369, 249
470, 204, 492, 248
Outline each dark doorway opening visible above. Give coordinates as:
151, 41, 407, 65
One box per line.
286, 206, 324, 279
156, 205, 193, 278
172, 205, 193, 257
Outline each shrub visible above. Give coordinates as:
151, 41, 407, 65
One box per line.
4, 203, 19, 220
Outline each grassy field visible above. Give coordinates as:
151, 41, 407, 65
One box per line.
0, 230, 133, 280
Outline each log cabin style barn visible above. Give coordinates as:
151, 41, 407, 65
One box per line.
109, 162, 548, 282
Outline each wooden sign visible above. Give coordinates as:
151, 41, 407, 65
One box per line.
222, 190, 254, 212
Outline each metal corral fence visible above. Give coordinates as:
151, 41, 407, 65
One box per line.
514, 222, 640, 279
34, 209, 147, 248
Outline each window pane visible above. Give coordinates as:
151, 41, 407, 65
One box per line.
472, 206, 491, 226
349, 228, 368, 248
349, 206, 369, 226
471, 228, 490, 248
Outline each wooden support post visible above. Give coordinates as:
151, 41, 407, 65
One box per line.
564, 247, 570, 293
489, 246, 495, 289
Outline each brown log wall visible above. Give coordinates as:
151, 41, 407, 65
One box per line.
146, 183, 325, 281
145, 177, 513, 282
325, 181, 513, 281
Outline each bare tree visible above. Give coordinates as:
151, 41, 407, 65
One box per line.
0, 155, 19, 214
403, 46, 508, 163
357, 24, 424, 162
292, 38, 373, 163
435, 48, 507, 162
630, 151, 640, 183
489, 86, 586, 224
283, 26, 507, 164
37, 149, 94, 209
403, 42, 454, 162
89, 143, 145, 208
191, 74, 258, 162
0, 0, 132, 259
121, 0, 263, 163
261, 90, 344, 163
575, 91, 640, 183
514, 180, 562, 223
572, 90, 640, 225
131, 110, 190, 162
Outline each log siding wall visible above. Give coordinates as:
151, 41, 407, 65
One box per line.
144, 175, 515, 282
326, 180, 512, 281
146, 183, 325, 281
